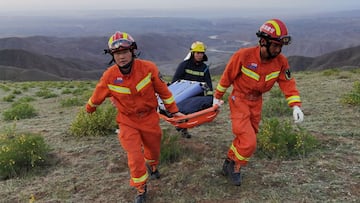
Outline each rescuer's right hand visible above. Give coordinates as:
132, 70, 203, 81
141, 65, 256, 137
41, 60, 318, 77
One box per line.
86, 103, 96, 113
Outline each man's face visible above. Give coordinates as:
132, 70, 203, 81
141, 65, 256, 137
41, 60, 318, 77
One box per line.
268, 40, 283, 58
113, 49, 132, 67
193, 52, 204, 62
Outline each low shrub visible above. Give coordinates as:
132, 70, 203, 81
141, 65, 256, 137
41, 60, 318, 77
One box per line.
257, 118, 318, 160
341, 81, 360, 106
68, 101, 117, 137
0, 84, 11, 92
17, 96, 36, 103
2, 94, 16, 102
262, 86, 292, 118
60, 97, 84, 107
160, 130, 183, 164
35, 88, 57, 99
322, 68, 340, 76
0, 128, 51, 179
262, 98, 291, 118
3, 102, 37, 121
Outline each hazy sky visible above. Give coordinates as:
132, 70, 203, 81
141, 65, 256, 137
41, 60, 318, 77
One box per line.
1, 0, 359, 17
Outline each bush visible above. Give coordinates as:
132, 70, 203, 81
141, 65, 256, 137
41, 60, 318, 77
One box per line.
160, 130, 183, 164
341, 81, 360, 106
35, 88, 57, 99
262, 87, 291, 118
17, 96, 36, 103
256, 118, 318, 160
262, 98, 291, 118
322, 68, 340, 76
60, 97, 84, 107
3, 102, 37, 121
0, 129, 51, 179
2, 94, 16, 102
0, 84, 11, 92
68, 102, 117, 137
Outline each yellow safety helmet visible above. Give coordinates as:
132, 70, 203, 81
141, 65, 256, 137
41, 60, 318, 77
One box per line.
190, 41, 206, 53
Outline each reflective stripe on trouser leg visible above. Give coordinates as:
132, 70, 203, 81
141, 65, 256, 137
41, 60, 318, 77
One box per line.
228, 96, 262, 166
118, 124, 148, 187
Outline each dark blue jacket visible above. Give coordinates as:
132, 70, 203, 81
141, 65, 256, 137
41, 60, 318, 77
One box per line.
172, 58, 213, 94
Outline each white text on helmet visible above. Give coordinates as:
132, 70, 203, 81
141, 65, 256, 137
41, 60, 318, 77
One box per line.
261, 25, 275, 34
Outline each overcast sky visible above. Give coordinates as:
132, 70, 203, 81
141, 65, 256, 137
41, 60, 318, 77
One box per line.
1, 0, 359, 17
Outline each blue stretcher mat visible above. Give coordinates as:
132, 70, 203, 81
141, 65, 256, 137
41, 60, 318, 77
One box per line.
158, 80, 206, 108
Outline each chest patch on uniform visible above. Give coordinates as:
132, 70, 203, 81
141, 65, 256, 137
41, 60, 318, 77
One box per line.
248, 62, 258, 70
114, 77, 123, 84
285, 69, 292, 80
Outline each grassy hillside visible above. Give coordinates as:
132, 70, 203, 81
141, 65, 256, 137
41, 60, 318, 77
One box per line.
0, 69, 359, 202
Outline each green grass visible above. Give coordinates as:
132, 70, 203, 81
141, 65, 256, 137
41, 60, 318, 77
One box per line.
0, 70, 359, 202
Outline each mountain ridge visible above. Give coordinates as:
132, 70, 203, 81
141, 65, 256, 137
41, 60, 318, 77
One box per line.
0, 45, 359, 81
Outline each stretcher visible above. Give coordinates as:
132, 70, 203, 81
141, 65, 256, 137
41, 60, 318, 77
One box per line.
159, 104, 220, 129
158, 80, 220, 128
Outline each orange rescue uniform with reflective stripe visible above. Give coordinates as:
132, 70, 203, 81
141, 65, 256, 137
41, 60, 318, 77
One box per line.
214, 46, 301, 166
88, 59, 178, 187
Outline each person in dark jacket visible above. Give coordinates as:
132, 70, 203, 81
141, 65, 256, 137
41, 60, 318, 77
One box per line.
171, 41, 213, 138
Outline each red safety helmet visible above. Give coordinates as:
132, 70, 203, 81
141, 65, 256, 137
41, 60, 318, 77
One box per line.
256, 19, 291, 45
107, 31, 137, 53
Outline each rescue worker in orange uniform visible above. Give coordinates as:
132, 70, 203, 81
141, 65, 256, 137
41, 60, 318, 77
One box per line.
213, 19, 304, 186
85, 31, 184, 203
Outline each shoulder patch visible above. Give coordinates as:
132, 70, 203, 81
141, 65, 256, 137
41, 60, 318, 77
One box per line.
285, 69, 292, 80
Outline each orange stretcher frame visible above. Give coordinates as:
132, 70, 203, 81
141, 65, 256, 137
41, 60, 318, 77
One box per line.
158, 104, 220, 129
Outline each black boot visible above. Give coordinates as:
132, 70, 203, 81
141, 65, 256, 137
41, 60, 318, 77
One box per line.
222, 158, 242, 186
146, 163, 160, 180
180, 128, 191, 138
135, 184, 147, 203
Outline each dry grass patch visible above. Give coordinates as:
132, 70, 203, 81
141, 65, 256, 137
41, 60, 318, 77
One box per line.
0, 69, 359, 202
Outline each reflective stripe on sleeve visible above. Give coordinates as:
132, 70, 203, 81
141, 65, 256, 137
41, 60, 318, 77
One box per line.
286, 95, 301, 105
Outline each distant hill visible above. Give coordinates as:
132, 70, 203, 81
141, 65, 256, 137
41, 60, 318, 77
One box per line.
288, 45, 360, 71
1, 10, 360, 80
0, 49, 103, 81
0, 45, 358, 81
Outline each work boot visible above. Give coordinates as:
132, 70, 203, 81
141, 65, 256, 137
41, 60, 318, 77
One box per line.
146, 163, 160, 180
134, 184, 147, 203
180, 128, 191, 138
222, 158, 242, 186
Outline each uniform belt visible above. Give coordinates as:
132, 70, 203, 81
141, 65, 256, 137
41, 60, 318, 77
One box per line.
236, 92, 262, 101
124, 109, 155, 118
246, 93, 262, 101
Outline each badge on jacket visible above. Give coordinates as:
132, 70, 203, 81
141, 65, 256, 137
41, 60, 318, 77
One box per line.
114, 77, 123, 84
285, 69, 292, 80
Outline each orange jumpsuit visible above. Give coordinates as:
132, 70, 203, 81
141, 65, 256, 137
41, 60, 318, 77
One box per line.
87, 59, 178, 187
214, 46, 301, 166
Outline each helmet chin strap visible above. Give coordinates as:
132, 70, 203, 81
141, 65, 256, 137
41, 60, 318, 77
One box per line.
117, 58, 134, 74
259, 38, 279, 59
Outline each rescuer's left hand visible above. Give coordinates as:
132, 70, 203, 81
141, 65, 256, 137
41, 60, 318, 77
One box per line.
292, 106, 304, 123
213, 97, 224, 107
